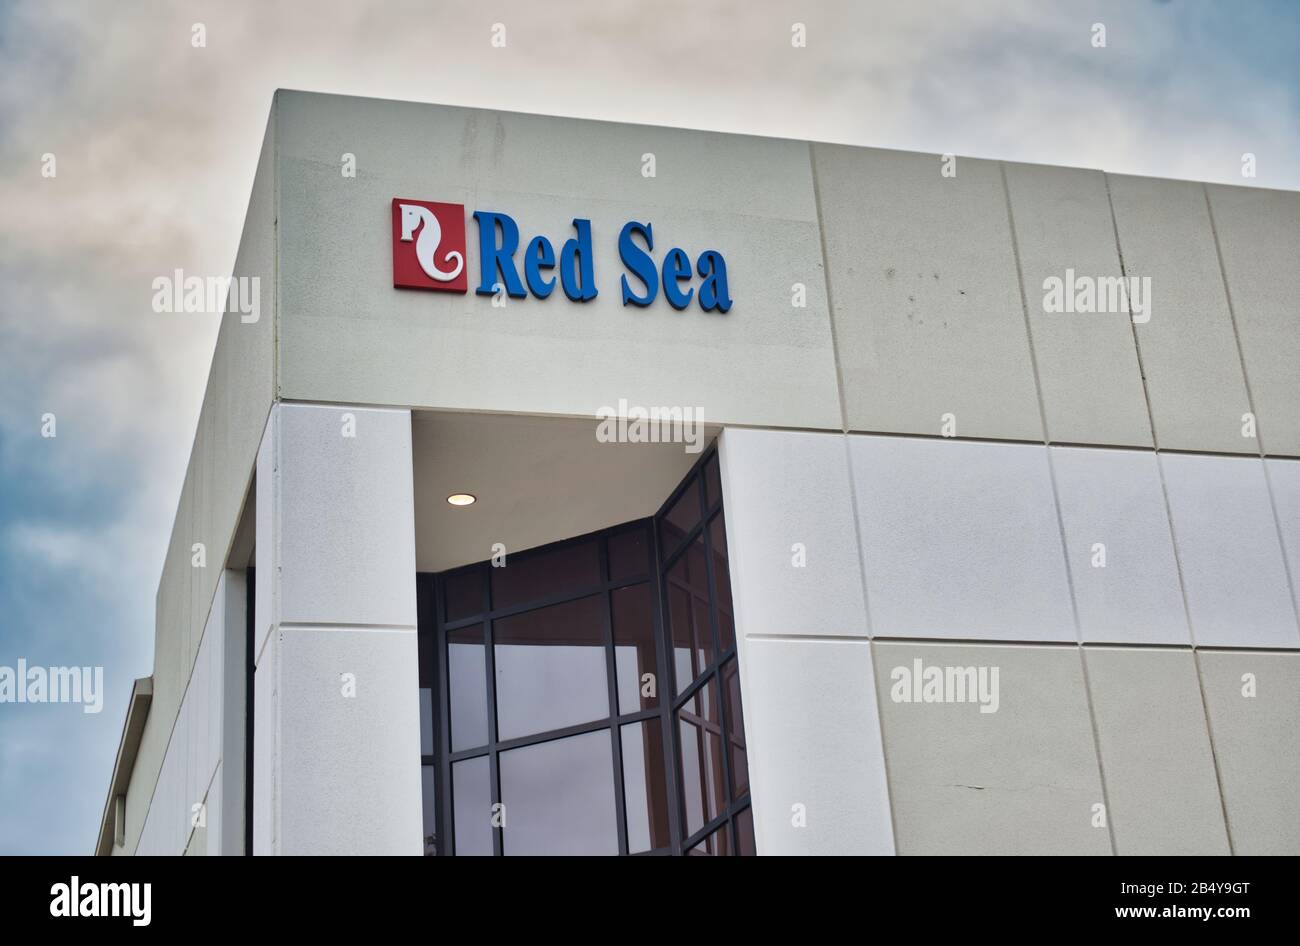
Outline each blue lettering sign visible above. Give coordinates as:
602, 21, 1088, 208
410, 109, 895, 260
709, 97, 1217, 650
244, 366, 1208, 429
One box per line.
467, 211, 729, 312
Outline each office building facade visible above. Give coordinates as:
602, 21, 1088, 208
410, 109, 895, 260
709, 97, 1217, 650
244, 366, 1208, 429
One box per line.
98, 91, 1300, 856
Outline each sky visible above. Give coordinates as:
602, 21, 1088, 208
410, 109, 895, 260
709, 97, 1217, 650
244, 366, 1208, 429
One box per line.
0, 0, 1296, 855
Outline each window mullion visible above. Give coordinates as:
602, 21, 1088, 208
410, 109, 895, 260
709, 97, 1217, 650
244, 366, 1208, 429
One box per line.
599, 536, 630, 856
483, 568, 503, 857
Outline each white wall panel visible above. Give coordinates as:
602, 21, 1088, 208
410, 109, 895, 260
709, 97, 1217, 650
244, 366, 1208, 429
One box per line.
718, 428, 868, 638
1085, 647, 1229, 854
1265, 458, 1300, 623
1003, 163, 1151, 447
276, 92, 842, 430
1051, 446, 1188, 645
1162, 453, 1299, 648
136, 575, 229, 855
1109, 175, 1252, 453
851, 435, 1075, 642
815, 146, 1041, 441
740, 637, 894, 855
254, 402, 422, 855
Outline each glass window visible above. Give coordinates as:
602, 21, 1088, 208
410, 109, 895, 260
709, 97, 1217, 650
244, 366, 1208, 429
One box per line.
493, 595, 608, 740
678, 679, 725, 837
659, 480, 701, 555
418, 606, 437, 758
621, 721, 671, 853
660, 457, 752, 854
612, 583, 658, 714
421, 445, 753, 856
447, 625, 488, 751
452, 756, 493, 856
666, 536, 713, 693
421, 765, 438, 856
419, 687, 435, 756
688, 823, 731, 856
735, 806, 756, 856
608, 525, 650, 581
703, 453, 722, 510
710, 514, 735, 652
723, 658, 748, 800
443, 567, 483, 623
418, 605, 438, 757
500, 731, 618, 855
491, 539, 600, 610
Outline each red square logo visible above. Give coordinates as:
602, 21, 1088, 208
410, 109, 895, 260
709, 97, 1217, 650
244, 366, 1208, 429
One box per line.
392, 198, 468, 292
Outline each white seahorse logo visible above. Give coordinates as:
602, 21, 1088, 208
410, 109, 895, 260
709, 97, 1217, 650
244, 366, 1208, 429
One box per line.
398, 203, 465, 282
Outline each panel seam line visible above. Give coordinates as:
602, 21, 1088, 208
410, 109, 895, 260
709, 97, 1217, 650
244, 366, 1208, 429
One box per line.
809, 140, 900, 854
1003, 161, 1116, 856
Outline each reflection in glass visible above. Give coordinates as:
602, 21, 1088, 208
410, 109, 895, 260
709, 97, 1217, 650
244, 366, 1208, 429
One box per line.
608, 525, 649, 581
443, 567, 483, 623
500, 730, 618, 855
447, 625, 488, 750
659, 478, 700, 556
678, 680, 725, 837
666, 537, 713, 693
687, 823, 731, 856
621, 721, 671, 853
703, 454, 722, 510
723, 658, 748, 800
494, 595, 608, 740
419, 686, 434, 756
421, 765, 438, 856
425, 450, 753, 858
452, 756, 492, 856
612, 583, 658, 714
710, 513, 735, 651
735, 806, 756, 856
673, 647, 693, 702
491, 539, 600, 610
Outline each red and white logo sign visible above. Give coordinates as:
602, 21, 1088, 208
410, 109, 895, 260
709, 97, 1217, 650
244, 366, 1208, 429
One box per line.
392, 198, 467, 292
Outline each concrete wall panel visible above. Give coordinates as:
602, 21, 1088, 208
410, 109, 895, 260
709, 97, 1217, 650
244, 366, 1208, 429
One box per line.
1265, 458, 1300, 621
136, 577, 227, 855
1003, 163, 1151, 447
740, 637, 893, 855
253, 401, 421, 855
1051, 446, 1189, 645
1198, 650, 1300, 854
275, 403, 417, 629
814, 145, 1042, 441
851, 435, 1075, 642
275, 91, 842, 431
1085, 647, 1229, 855
252, 625, 277, 856
874, 641, 1109, 855
276, 626, 423, 856
718, 428, 868, 638
1206, 184, 1300, 457
1108, 175, 1252, 453
1161, 453, 1299, 648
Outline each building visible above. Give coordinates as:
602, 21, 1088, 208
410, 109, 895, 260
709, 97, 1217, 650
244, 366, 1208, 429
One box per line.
97, 90, 1300, 856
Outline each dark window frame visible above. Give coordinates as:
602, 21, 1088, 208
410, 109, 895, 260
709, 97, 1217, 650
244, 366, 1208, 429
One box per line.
417, 444, 752, 856
656, 451, 751, 854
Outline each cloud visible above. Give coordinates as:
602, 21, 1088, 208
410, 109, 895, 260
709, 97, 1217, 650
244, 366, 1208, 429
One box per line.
7, 522, 87, 571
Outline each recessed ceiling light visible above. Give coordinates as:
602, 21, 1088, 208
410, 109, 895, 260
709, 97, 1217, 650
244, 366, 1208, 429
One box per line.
446, 493, 476, 506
